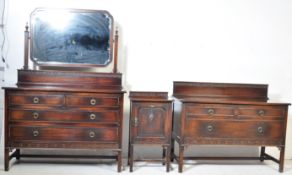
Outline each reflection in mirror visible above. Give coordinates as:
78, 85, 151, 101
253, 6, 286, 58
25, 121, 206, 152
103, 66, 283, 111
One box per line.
30, 9, 113, 66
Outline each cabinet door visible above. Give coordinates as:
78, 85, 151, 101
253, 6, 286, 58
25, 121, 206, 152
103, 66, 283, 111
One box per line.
131, 102, 171, 143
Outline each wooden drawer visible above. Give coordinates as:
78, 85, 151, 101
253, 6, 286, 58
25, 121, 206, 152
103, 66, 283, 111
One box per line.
9, 93, 64, 106
66, 95, 119, 107
185, 120, 284, 140
9, 126, 118, 142
186, 104, 285, 120
9, 109, 119, 123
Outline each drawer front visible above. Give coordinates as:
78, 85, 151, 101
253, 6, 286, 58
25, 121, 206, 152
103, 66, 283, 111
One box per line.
131, 102, 172, 143
9, 93, 64, 106
185, 120, 284, 140
66, 95, 119, 107
10, 126, 118, 142
186, 104, 285, 120
9, 109, 119, 123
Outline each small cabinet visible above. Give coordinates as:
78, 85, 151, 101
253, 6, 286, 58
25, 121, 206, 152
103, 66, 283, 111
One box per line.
132, 102, 170, 142
128, 91, 172, 172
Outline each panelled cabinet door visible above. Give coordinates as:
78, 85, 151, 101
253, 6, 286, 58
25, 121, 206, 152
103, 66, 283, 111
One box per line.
131, 102, 171, 143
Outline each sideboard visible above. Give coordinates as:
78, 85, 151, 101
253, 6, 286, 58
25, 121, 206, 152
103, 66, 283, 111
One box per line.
172, 81, 290, 173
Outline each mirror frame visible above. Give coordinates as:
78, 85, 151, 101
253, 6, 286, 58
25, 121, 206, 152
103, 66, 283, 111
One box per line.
29, 8, 114, 69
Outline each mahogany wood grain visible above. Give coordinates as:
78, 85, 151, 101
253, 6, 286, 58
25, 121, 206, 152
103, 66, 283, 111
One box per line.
128, 91, 173, 172
3, 70, 124, 172
172, 81, 290, 173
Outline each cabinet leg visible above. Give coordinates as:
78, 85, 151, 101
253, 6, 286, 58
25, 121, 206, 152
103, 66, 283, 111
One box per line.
166, 146, 171, 172
117, 150, 122, 172
279, 146, 285, 172
170, 136, 174, 162
127, 142, 131, 166
178, 145, 184, 173
16, 149, 20, 160
129, 144, 134, 172
4, 148, 9, 171
260, 146, 265, 162
162, 146, 166, 165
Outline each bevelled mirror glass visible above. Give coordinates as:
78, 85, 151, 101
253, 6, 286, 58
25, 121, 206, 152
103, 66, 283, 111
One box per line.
30, 8, 113, 67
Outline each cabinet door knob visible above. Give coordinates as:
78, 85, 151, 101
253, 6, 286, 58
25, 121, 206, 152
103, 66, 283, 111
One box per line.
89, 113, 96, 120
90, 99, 96, 105
207, 108, 215, 115
89, 131, 95, 138
257, 126, 264, 133
33, 112, 39, 119
33, 97, 39, 104
133, 117, 138, 127
258, 110, 265, 117
32, 130, 39, 137
207, 125, 214, 132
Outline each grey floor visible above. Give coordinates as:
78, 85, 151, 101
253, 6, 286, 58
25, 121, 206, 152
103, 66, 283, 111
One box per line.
0, 157, 291, 175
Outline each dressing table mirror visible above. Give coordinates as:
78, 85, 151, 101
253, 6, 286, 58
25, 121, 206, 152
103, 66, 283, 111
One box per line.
3, 8, 124, 172
29, 8, 115, 70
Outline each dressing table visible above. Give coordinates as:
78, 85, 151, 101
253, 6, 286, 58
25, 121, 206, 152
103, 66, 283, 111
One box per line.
3, 8, 125, 172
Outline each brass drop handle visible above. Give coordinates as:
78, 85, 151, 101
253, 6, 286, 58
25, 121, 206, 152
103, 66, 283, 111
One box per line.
33, 97, 39, 104
207, 125, 214, 132
257, 126, 264, 133
89, 113, 96, 120
33, 112, 39, 119
133, 117, 138, 127
207, 108, 215, 115
90, 99, 96, 105
258, 110, 265, 117
89, 131, 95, 138
33, 130, 39, 137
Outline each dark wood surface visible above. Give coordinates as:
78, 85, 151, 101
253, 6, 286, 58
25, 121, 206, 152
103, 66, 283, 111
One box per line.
172, 81, 290, 173
128, 91, 173, 172
17, 69, 122, 90
173, 81, 268, 102
3, 70, 124, 172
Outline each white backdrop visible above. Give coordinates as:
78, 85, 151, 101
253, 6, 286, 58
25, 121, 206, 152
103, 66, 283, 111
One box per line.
1, 0, 292, 159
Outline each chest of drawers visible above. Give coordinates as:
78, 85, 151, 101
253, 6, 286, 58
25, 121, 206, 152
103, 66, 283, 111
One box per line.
128, 91, 173, 172
3, 70, 125, 172
172, 82, 290, 173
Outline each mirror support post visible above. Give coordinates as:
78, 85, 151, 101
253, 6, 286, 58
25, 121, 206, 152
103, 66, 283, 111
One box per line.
113, 28, 119, 73
23, 23, 29, 70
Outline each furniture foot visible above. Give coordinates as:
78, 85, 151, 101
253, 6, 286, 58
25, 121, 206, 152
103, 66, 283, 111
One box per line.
4, 148, 9, 171
15, 149, 21, 160
129, 144, 134, 172
279, 146, 285, 172
166, 145, 171, 172
162, 146, 166, 165
260, 146, 265, 162
170, 137, 174, 162
117, 150, 122, 172
178, 145, 184, 173
127, 142, 131, 166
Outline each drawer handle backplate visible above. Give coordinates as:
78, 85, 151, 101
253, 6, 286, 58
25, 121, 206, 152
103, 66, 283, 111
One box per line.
233, 108, 240, 116
89, 131, 95, 138
257, 126, 264, 133
33, 112, 39, 119
258, 110, 265, 117
207, 108, 215, 115
90, 99, 96, 105
33, 97, 39, 104
89, 113, 96, 120
207, 125, 214, 132
33, 130, 39, 137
